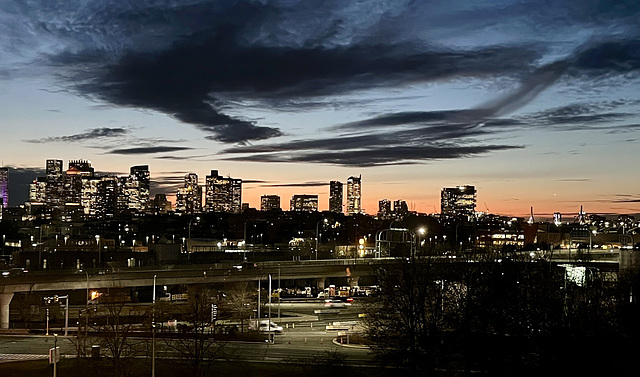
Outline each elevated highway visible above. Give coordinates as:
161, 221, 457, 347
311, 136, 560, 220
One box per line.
0, 258, 392, 329
0, 252, 623, 329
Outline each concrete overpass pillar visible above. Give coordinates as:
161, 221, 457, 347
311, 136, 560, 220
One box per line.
0, 293, 14, 329
349, 276, 360, 288
315, 278, 326, 291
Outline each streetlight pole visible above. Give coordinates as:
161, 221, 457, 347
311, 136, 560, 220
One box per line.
188, 216, 200, 262
268, 274, 272, 342
53, 333, 58, 377
152, 274, 156, 377
95, 235, 100, 266
315, 219, 327, 260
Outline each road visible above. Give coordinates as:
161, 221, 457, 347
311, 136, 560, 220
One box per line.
0, 300, 375, 366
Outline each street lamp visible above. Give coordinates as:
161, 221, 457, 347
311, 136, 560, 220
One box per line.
95, 235, 100, 266
315, 219, 328, 260
417, 227, 426, 254
188, 216, 200, 259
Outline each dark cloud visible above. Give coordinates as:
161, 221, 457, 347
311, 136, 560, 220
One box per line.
19, 1, 640, 166
259, 182, 328, 188
108, 146, 193, 155
25, 127, 128, 143
570, 40, 640, 75
4, 166, 44, 206
225, 144, 521, 167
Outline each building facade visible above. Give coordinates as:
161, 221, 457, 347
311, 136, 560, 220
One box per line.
205, 170, 242, 213
176, 173, 202, 214
329, 181, 343, 213
290, 194, 318, 212
0, 167, 7, 209
261, 195, 281, 211
346, 175, 362, 215
441, 185, 477, 220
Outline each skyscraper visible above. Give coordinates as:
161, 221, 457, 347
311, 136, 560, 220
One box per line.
393, 200, 408, 217
346, 175, 362, 215
125, 165, 150, 211
45, 159, 63, 205
261, 195, 281, 211
290, 194, 318, 212
0, 167, 7, 209
176, 173, 202, 214
329, 181, 343, 213
378, 199, 391, 219
205, 170, 242, 213
441, 185, 477, 220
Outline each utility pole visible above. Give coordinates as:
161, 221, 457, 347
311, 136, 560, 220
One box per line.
268, 274, 272, 342
152, 275, 156, 377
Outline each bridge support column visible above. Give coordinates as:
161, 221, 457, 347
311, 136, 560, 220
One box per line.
315, 278, 326, 291
349, 276, 360, 288
0, 293, 14, 329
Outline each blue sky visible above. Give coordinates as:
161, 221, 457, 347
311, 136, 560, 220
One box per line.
1, 0, 639, 216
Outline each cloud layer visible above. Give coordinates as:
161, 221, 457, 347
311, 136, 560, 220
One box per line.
2, 0, 640, 165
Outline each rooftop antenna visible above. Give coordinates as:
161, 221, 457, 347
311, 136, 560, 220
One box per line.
528, 206, 534, 224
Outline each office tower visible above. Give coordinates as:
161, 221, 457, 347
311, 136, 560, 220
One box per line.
176, 173, 202, 214
45, 159, 63, 205
261, 195, 281, 211
346, 175, 362, 215
67, 160, 94, 175
64, 160, 94, 205
290, 194, 318, 212
81, 176, 101, 216
29, 177, 47, 203
130, 165, 150, 210
121, 165, 150, 212
205, 170, 242, 213
393, 200, 408, 217
0, 167, 7, 209
98, 176, 120, 217
329, 181, 343, 213
378, 199, 391, 219
46, 159, 63, 181
441, 185, 477, 220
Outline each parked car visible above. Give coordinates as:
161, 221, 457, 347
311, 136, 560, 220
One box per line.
249, 320, 283, 333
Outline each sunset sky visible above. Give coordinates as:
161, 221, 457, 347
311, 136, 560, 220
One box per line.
1, 0, 639, 217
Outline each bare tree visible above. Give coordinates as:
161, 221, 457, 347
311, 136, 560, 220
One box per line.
223, 282, 255, 333
86, 297, 149, 377
363, 254, 446, 372
163, 285, 226, 377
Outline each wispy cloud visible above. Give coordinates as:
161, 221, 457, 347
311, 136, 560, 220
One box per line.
25, 127, 128, 143
109, 146, 194, 155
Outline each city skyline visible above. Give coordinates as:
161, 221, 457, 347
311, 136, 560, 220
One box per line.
1, 1, 640, 217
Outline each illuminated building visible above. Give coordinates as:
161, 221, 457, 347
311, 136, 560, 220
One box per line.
393, 200, 408, 217
29, 177, 47, 203
205, 170, 242, 213
0, 167, 7, 209
346, 175, 362, 215
176, 173, 202, 214
261, 195, 281, 211
441, 185, 476, 220
29, 159, 152, 219
290, 194, 318, 212
378, 199, 391, 219
554, 212, 562, 226
126, 165, 150, 211
64, 160, 95, 205
329, 181, 343, 213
